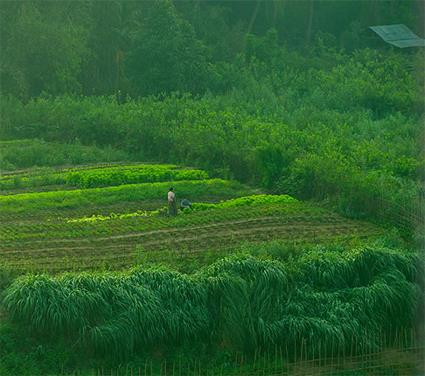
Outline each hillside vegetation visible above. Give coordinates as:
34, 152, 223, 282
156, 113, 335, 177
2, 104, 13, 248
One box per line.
0, 1, 423, 374
2, 47, 423, 237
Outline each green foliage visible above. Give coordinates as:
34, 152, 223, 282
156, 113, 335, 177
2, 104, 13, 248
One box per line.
126, 0, 211, 96
0, 2, 89, 99
0, 322, 74, 376
3, 247, 420, 357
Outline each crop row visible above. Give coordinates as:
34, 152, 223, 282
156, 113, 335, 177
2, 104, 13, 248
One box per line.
2, 227, 379, 272
1, 227, 380, 273
0, 202, 322, 242
1, 162, 146, 179
66, 194, 298, 224
0, 163, 208, 191
0, 206, 381, 272
0, 179, 250, 214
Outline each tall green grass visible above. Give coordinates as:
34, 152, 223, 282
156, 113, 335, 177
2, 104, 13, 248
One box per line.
3, 246, 420, 358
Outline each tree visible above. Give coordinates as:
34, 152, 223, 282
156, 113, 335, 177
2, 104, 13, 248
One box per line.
126, 0, 210, 96
81, 0, 124, 95
0, 1, 89, 99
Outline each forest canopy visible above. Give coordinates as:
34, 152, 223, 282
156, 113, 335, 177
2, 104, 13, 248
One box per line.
0, 0, 423, 99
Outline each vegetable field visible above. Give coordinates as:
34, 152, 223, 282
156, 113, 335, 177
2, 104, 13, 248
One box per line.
0, 160, 422, 376
1, 1, 423, 373
0, 163, 382, 273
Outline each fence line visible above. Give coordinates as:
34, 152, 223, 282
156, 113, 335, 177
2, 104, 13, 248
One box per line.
85, 328, 424, 376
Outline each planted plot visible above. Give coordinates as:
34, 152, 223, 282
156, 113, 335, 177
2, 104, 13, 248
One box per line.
0, 160, 383, 273
0, 196, 382, 272
0, 163, 208, 193
0, 178, 249, 215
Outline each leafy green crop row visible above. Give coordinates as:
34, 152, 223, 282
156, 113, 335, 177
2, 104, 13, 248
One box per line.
187, 194, 297, 212
1, 200, 311, 243
3, 246, 420, 357
65, 195, 297, 223
66, 165, 208, 188
0, 163, 208, 191
0, 179, 250, 214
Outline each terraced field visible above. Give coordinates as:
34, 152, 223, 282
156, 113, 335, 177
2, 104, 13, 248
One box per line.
0, 162, 382, 273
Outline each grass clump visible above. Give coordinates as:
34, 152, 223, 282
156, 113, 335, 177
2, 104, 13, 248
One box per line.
3, 246, 420, 358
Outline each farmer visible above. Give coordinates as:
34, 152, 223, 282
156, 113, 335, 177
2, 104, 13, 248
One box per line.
168, 187, 177, 216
